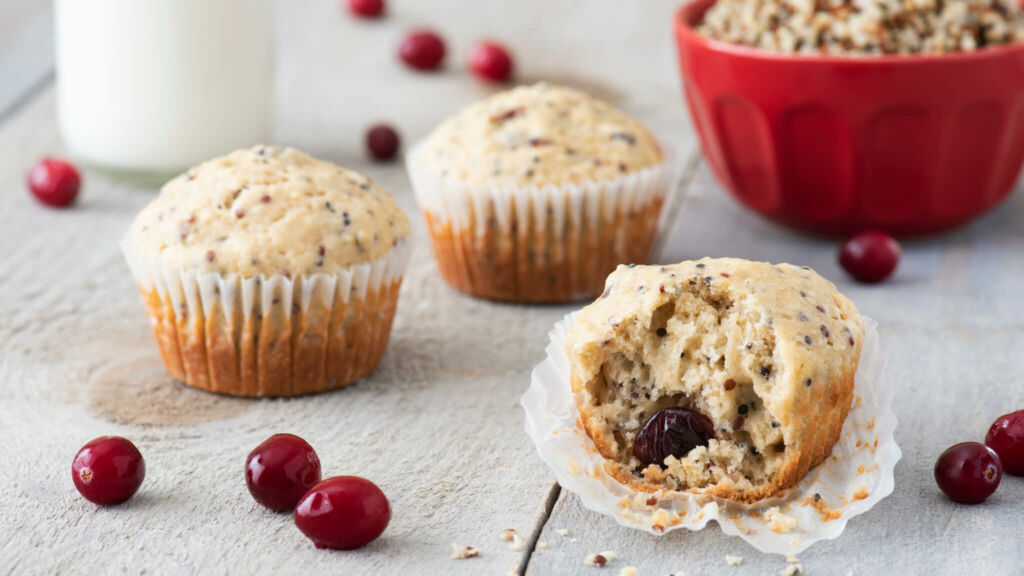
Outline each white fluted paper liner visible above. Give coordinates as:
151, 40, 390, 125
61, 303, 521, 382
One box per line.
121, 238, 412, 318
406, 140, 681, 238
522, 313, 899, 554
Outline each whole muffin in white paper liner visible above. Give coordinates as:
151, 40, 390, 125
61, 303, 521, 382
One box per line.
522, 313, 899, 554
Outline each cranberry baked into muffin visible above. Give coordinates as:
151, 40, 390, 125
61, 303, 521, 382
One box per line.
408, 82, 676, 303
566, 258, 863, 502
123, 146, 411, 397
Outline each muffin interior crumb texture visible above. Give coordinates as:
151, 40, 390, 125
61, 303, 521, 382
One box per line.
568, 258, 862, 500
698, 0, 1024, 55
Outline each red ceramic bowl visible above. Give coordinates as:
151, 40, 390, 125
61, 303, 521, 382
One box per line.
675, 0, 1024, 236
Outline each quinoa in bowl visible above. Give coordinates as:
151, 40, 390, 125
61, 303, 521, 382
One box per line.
698, 0, 1024, 55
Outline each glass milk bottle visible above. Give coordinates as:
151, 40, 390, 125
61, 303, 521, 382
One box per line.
55, 0, 273, 182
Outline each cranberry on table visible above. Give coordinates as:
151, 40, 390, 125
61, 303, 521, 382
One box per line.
468, 41, 514, 82
399, 30, 446, 71
72, 436, 145, 505
295, 476, 391, 550
633, 407, 715, 467
347, 0, 384, 17
365, 124, 401, 161
986, 410, 1024, 476
934, 441, 1001, 504
245, 433, 322, 511
838, 230, 900, 284
27, 157, 81, 208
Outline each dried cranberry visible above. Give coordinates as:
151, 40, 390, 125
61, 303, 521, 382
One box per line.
934, 442, 1001, 504
633, 408, 715, 467
398, 30, 445, 71
347, 0, 384, 17
72, 436, 145, 505
366, 124, 401, 161
295, 476, 391, 550
985, 410, 1024, 476
839, 230, 900, 284
27, 157, 80, 207
468, 41, 514, 82
245, 433, 322, 511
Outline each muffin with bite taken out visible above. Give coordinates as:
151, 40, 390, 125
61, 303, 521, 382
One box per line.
566, 258, 863, 502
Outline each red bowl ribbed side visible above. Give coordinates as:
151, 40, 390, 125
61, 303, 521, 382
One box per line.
675, 0, 1024, 236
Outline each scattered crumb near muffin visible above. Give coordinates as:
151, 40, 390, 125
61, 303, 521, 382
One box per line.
507, 533, 525, 551
804, 492, 843, 521
536, 541, 549, 550
450, 544, 479, 559
570, 538, 580, 543
767, 506, 799, 533
780, 563, 803, 576
698, 0, 1024, 55
786, 554, 799, 563
500, 528, 518, 541
556, 529, 570, 537
585, 551, 617, 567
725, 554, 743, 566
620, 567, 638, 576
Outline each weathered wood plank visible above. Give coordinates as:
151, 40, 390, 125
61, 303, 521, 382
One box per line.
527, 165, 1024, 575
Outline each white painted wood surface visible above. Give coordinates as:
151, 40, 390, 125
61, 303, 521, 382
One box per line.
1, 1, 1022, 575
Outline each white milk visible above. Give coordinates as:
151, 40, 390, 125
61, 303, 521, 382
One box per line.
55, 0, 273, 177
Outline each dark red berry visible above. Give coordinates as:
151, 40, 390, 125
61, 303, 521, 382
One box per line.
399, 30, 446, 71
839, 230, 900, 284
986, 410, 1024, 476
72, 436, 145, 505
295, 476, 391, 550
27, 157, 81, 207
245, 434, 322, 511
365, 124, 401, 161
934, 441, 1001, 504
633, 407, 715, 467
468, 41, 514, 82
347, 0, 384, 17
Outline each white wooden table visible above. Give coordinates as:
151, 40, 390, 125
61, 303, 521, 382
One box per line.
1, 2, 1022, 574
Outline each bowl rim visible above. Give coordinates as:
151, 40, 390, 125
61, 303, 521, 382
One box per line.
675, 0, 1024, 65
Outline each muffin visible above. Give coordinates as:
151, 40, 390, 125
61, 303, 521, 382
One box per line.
566, 258, 863, 502
407, 82, 677, 303
123, 146, 412, 397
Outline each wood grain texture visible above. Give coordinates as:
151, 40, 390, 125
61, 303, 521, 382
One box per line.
0, 1, 698, 574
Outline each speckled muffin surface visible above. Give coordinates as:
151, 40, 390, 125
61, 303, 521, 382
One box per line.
129, 145, 410, 277
421, 82, 663, 188
566, 258, 863, 502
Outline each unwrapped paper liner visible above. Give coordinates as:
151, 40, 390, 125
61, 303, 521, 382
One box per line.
522, 313, 899, 554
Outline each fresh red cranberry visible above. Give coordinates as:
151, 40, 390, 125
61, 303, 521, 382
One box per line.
365, 124, 401, 161
72, 436, 145, 505
27, 157, 81, 207
934, 442, 1002, 504
986, 410, 1024, 476
399, 30, 446, 71
633, 407, 715, 467
295, 476, 391, 550
468, 41, 514, 82
245, 433, 322, 511
347, 0, 384, 17
839, 230, 900, 284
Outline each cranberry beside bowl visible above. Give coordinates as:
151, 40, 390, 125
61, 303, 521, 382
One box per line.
674, 1, 1024, 237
